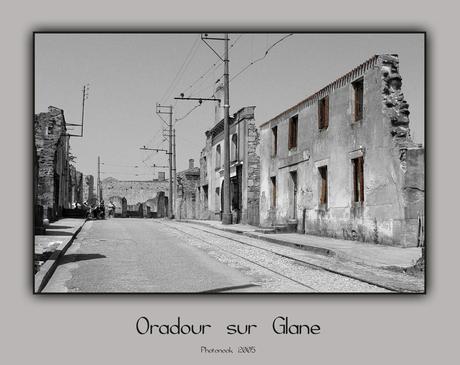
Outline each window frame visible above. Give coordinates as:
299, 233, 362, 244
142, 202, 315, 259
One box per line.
288, 115, 298, 150
270, 176, 277, 207
318, 166, 328, 207
353, 78, 364, 122
318, 95, 329, 130
215, 144, 221, 170
231, 134, 238, 162
352, 156, 364, 202
272, 125, 278, 156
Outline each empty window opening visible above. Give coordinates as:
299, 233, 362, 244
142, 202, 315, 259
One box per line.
215, 144, 221, 169
318, 166, 328, 206
352, 157, 364, 202
272, 126, 278, 155
290, 171, 297, 219
231, 134, 238, 162
288, 115, 298, 149
271, 176, 276, 207
318, 96, 329, 130
354, 79, 364, 122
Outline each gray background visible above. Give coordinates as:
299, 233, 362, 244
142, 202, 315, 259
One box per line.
3, 1, 454, 363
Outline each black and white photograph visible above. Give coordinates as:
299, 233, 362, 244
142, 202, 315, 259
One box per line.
3, 1, 458, 363
34, 32, 425, 293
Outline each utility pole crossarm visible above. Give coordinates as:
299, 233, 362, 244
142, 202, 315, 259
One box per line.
174, 97, 221, 103
140, 147, 168, 152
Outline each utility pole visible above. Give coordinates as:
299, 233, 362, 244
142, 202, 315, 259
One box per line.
173, 129, 177, 219
156, 104, 174, 219
222, 33, 232, 225
178, 33, 232, 224
67, 84, 89, 137
97, 156, 102, 202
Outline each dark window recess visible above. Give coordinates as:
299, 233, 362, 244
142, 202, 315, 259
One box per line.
216, 144, 221, 169
288, 115, 298, 149
352, 157, 364, 202
271, 176, 276, 207
319, 166, 328, 206
318, 96, 329, 130
272, 126, 277, 155
354, 79, 364, 122
231, 134, 238, 162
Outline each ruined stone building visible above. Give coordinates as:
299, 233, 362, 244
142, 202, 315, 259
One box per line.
197, 85, 260, 225
101, 172, 169, 218
259, 54, 424, 247
176, 159, 200, 220
69, 165, 84, 206
35, 106, 73, 221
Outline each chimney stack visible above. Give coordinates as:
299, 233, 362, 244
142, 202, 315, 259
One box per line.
158, 172, 165, 181
189, 159, 194, 170
215, 84, 224, 125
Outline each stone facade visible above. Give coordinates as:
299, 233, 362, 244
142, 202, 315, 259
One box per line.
259, 54, 424, 247
35, 106, 72, 221
197, 87, 260, 225
102, 177, 169, 218
176, 159, 200, 220
83, 174, 96, 206
69, 165, 84, 206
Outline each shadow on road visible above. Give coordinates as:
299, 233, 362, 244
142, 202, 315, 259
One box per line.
58, 253, 106, 265
45, 231, 75, 236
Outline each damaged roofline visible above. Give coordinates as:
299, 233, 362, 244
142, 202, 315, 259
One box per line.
259, 55, 381, 128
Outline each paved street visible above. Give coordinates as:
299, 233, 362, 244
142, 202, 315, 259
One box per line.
41, 218, 399, 293
43, 218, 265, 293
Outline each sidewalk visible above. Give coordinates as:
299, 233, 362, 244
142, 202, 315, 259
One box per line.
179, 219, 423, 269
34, 218, 87, 293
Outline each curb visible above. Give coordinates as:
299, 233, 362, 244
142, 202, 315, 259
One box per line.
34, 222, 85, 293
242, 232, 336, 257
178, 219, 336, 257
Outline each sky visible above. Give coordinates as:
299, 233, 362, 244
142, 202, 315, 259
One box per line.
34, 33, 425, 181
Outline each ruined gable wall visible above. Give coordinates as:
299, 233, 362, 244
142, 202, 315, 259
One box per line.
35, 107, 69, 218
176, 167, 200, 219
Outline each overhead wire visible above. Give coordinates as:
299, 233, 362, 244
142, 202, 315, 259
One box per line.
229, 33, 293, 84
159, 34, 201, 105
168, 34, 289, 125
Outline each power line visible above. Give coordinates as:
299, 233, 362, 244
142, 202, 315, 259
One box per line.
181, 34, 243, 99
229, 34, 293, 84
160, 35, 201, 105
170, 34, 292, 124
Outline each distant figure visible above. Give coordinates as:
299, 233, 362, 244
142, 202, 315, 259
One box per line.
108, 201, 115, 218
99, 201, 106, 219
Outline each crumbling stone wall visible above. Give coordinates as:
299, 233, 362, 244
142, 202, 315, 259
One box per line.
176, 162, 200, 220
69, 165, 84, 206
246, 120, 260, 225
106, 196, 127, 217
35, 107, 71, 220
101, 177, 169, 206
